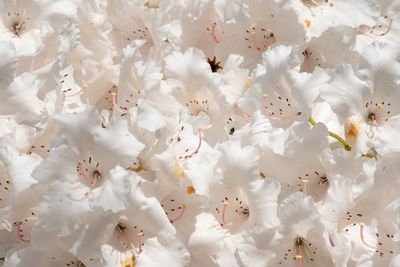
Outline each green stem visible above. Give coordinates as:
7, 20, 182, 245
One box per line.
308, 117, 351, 151
126, 165, 143, 173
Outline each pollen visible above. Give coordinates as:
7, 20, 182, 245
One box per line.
121, 256, 136, 267
246, 77, 252, 87
173, 158, 184, 179
305, 19, 311, 28
187, 186, 195, 194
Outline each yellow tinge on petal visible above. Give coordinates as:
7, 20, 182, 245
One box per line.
174, 158, 184, 179
144, 1, 159, 8
345, 118, 361, 147
121, 256, 136, 267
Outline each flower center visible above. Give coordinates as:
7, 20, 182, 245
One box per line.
365, 100, 391, 125
76, 156, 102, 185
7, 8, 30, 37
186, 98, 210, 116
116, 222, 144, 255
245, 25, 275, 52
295, 170, 328, 199
216, 195, 249, 227
278, 236, 318, 265
161, 196, 186, 223
263, 94, 302, 121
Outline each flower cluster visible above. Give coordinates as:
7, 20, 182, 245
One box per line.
1, 0, 400, 266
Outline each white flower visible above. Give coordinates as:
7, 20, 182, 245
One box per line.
238, 45, 329, 129
321, 43, 400, 154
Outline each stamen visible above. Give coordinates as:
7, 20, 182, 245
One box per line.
296, 254, 302, 267
263, 94, 276, 119
121, 32, 127, 48
211, 23, 220, 44
308, 0, 323, 6
108, 1, 113, 16
263, 94, 300, 120
235, 103, 252, 119
358, 223, 393, 254
302, 179, 309, 196
182, 128, 202, 159
377, 104, 382, 125
111, 93, 129, 115
251, 32, 268, 52
303, 51, 312, 73
121, 228, 140, 254
15, 221, 30, 243
221, 201, 247, 227
77, 162, 97, 185
137, 232, 144, 254
169, 203, 186, 223
14, 8, 29, 34
188, 98, 199, 116
373, 17, 393, 37
65, 84, 88, 97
